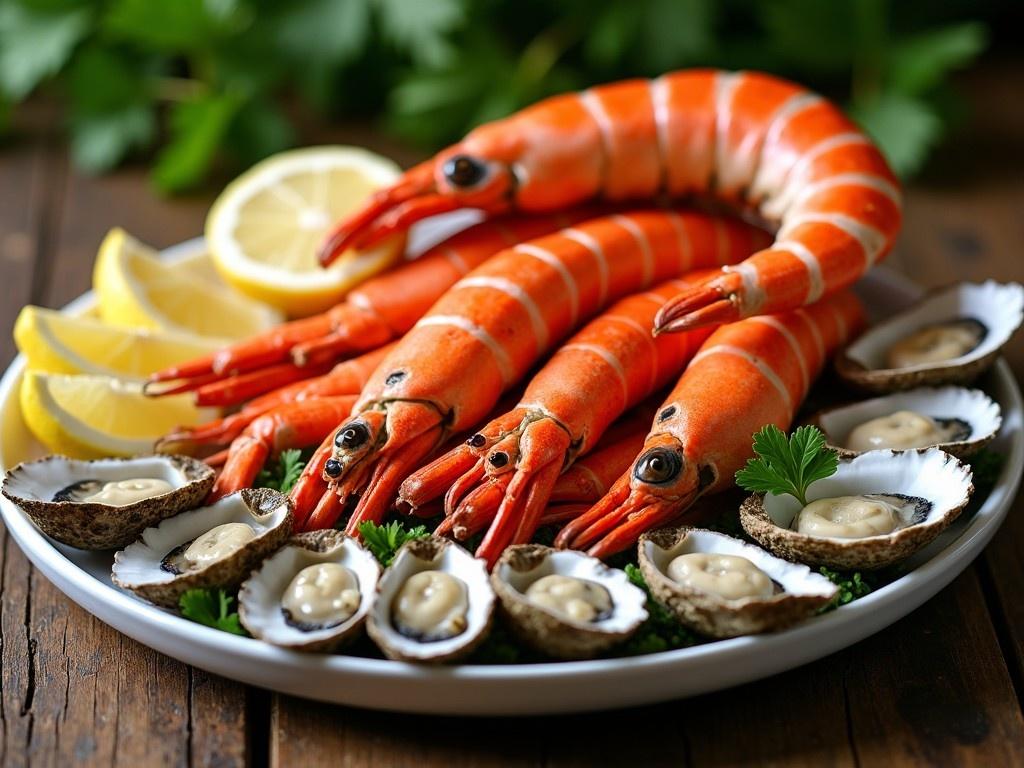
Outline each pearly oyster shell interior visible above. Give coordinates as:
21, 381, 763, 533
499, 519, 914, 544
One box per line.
638, 527, 838, 638
813, 386, 1001, 458
1, 454, 213, 549
367, 536, 494, 663
239, 530, 380, 652
740, 448, 973, 570
491, 544, 647, 659
112, 487, 292, 607
836, 281, 1023, 392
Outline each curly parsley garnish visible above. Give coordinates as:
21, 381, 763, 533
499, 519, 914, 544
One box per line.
735, 425, 838, 506
357, 520, 430, 567
255, 448, 305, 494
179, 588, 247, 636
819, 567, 874, 611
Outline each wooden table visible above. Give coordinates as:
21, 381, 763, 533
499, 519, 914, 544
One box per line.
2, 68, 1023, 766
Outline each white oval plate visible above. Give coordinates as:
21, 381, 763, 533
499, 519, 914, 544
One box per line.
1, 236, 1021, 716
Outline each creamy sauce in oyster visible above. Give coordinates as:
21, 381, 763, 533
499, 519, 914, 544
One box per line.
792, 494, 931, 539
86, 478, 173, 505
392, 570, 469, 642
53, 477, 172, 504
282, 563, 360, 630
525, 574, 612, 623
163, 523, 255, 573
885, 319, 985, 369
667, 553, 775, 601
846, 410, 963, 451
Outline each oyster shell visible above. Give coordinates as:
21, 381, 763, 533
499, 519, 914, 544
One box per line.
112, 487, 292, 607
638, 527, 837, 638
491, 545, 647, 659
238, 530, 380, 652
740, 448, 973, 570
367, 536, 494, 663
2, 454, 213, 549
812, 386, 1001, 458
836, 281, 1023, 392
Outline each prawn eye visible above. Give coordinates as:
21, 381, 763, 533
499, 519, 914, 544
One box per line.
324, 459, 342, 478
443, 154, 487, 188
634, 448, 683, 485
488, 451, 509, 468
335, 423, 369, 450
467, 433, 487, 448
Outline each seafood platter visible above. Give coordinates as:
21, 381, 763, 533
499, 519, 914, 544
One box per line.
1, 69, 1022, 714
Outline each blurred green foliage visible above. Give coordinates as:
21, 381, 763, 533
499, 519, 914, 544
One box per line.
0, 0, 989, 192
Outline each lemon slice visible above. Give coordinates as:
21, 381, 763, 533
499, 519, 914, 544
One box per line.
20, 372, 216, 459
93, 228, 282, 339
205, 146, 405, 317
14, 305, 222, 379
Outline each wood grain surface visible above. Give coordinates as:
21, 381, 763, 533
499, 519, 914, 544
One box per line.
1, 67, 1022, 767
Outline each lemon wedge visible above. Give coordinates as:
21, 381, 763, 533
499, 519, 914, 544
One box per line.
205, 146, 405, 317
14, 305, 222, 379
20, 372, 216, 459
93, 228, 282, 339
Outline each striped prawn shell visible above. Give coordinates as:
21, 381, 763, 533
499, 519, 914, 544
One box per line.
652, 289, 867, 491
353, 209, 765, 431
553, 289, 866, 557
466, 70, 900, 316
512, 272, 723, 459
343, 211, 590, 335
329, 69, 900, 327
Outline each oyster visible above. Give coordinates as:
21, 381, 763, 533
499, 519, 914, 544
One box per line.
638, 527, 837, 638
836, 281, 1023, 392
367, 536, 494, 663
812, 386, 1001, 458
740, 448, 973, 570
238, 530, 380, 652
2, 454, 213, 549
491, 545, 647, 659
112, 487, 292, 607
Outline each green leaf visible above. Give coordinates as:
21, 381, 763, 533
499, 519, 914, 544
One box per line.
735, 424, 838, 506
255, 448, 306, 494
819, 567, 873, 611
102, 0, 237, 52
584, 1, 640, 69
637, 0, 714, 72
225, 97, 294, 167
0, 93, 10, 135
0, 3, 90, 99
67, 46, 149, 113
887, 22, 987, 96
179, 587, 247, 635
357, 520, 429, 567
374, 0, 465, 68
850, 92, 942, 178
757, 0, 860, 74
70, 103, 155, 172
277, 0, 370, 66
152, 92, 241, 193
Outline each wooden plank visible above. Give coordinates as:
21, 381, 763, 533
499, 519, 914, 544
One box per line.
271, 697, 540, 767
845, 571, 1024, 766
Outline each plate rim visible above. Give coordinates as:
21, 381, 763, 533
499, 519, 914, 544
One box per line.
2, 238, 1022, 713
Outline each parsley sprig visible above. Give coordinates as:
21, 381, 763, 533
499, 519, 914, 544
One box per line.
179, 588, 247, 636
819, 567, 874, 611
735, 425, 838, 506
255, 448, 305, 494
357, 520, 430, 567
